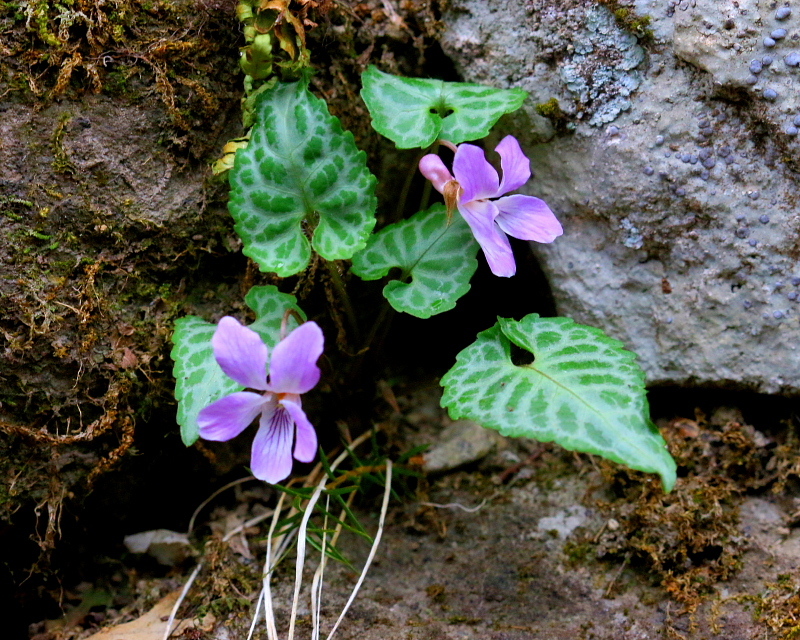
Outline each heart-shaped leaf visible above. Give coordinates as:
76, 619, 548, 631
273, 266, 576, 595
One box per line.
171, 286, 305, 445
229, 79, 377, 276
351, 205, 479, 318
360, 66, 527, 149
440, 315, 676, 491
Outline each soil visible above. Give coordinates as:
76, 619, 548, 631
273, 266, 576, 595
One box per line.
17, 382, 800, 640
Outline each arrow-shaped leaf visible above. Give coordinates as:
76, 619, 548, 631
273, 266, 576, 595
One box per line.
171, 285, 305, 446
229, 79, 378, 276
440, 314, 676, 491
360, 66, 527, 149
351, 205, 479, 318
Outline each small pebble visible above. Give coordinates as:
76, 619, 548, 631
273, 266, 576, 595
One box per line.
762, 55, 774, 66
764, 36, 777, 47
792, 277, 800, 286
702, 157, 716, 169
664, 152, 672, 158
718, 146, 731, 157
699, 148, 712, 160
775, 281, 785, 289
689, 155, 699, 165
763, 88, 778, 101
749, 239, 759, 247
676, 187, 686, 197
655, 135, 665, 145
734, 43, 742, 51
608, 125, 620, 136
700, 169, 710, 180
736, 213, 747, 221
746, 75, 759, 85
698, 118, 709, 127
744, 299, 753, 309
794, 115, 800, 126
716, 112, 728, 122
735, 227, 751, 238
749, 191, 761, 200
771, 28, 787, 40
774, 310, 784, 319
643, 166, 654, 176
759, 214, 770, 224
785, 52, 800, 67
776, 7, 792, 20
749, 59, 763, 74
786, 125, 799, 136
789, 292, 798, 301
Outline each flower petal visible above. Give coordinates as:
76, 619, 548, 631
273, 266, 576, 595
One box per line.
494, 194, 564, 243
266, 322, 324, 395
198, 391, 266, 441
494, 135, 531, 196
250, 401, 294, 483
453, 143, 500, 203
419, 154, 454, 194
212, 316, 268, 390
458, 200, 516, 277
281, 396, 317, 463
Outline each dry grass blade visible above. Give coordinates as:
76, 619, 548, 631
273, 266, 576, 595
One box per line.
288, 475, 328, 640
326, 459, 392, 640
310, 497, 331, 640
161, 562, 202, 640
259, 491, 287, 640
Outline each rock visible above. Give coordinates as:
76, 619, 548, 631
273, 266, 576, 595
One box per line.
440, 0, 800, 394
536, 505, 590, 540
422, 420, 506, 473
123, 529, 192, 566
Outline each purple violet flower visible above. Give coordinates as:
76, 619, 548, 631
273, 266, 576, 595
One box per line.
419, 135, 563, 277
197, 316, 324, 484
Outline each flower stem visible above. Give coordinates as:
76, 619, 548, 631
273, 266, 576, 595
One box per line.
324, 260, 360, 343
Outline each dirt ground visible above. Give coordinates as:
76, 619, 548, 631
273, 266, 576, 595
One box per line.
22, 382, 800, 640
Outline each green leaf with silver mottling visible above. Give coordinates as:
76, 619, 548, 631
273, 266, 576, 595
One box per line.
229, 80, 377, 276
171, 285, 305, 446
360, 66, 527, 149
440, 315, 677, 491
351, 204, 479, 318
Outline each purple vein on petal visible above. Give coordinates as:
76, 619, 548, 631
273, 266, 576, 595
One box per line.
282, 396, 317, 462
250, 402, 294, 484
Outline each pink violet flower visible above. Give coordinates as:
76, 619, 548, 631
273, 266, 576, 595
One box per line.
419, 135, 563, 277
197, 316, 324, 484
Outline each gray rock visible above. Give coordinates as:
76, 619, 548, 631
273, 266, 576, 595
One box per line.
421, 420, 507, 473
440, 0, 800, 394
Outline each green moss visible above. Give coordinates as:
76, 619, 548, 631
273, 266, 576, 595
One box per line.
598, 1, 654, 41
535, 97, 570, 133
51, 113, 77, 175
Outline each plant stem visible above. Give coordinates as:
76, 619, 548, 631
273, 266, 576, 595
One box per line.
394, 150, 427, 223
324, 260, 360, 343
